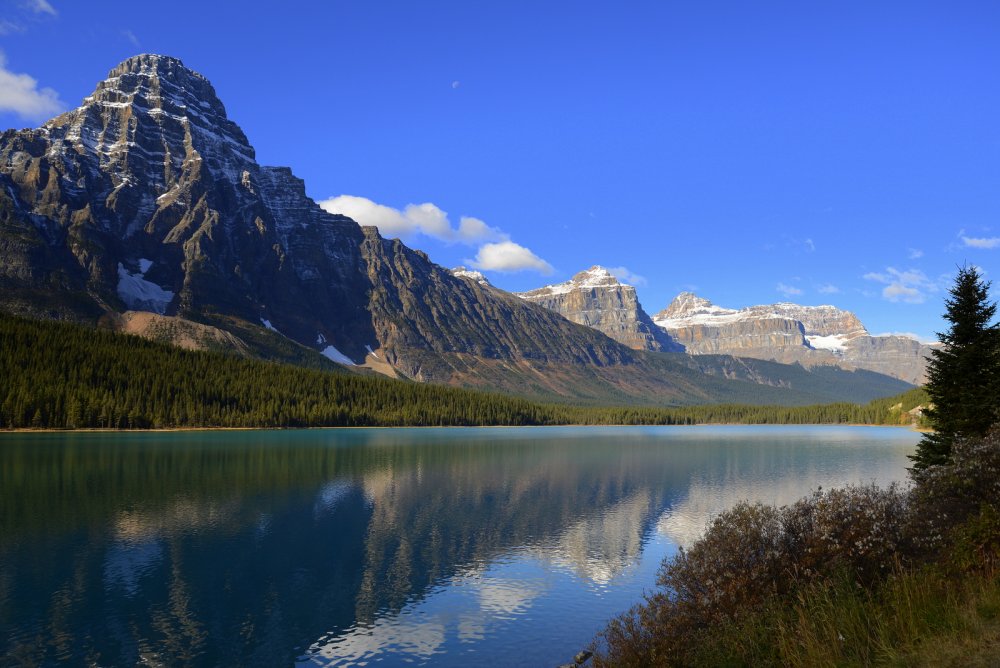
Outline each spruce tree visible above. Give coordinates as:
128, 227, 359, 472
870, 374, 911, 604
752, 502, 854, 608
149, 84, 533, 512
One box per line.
911, 265, 1000, 470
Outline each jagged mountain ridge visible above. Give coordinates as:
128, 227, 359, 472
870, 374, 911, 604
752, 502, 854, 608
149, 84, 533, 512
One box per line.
653, 292, 933, 384
0, 54, 914, 406
0, 54, 376, 362
0, 55, 627, 371
516, 266, 680, 352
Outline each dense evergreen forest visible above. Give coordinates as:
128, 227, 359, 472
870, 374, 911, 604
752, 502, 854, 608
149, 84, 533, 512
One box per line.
0, 314, 927, 430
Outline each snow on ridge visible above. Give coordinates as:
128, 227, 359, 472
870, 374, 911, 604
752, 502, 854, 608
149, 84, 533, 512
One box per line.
574, 265, 623, 287
520, 265, 623, 297
260, 318, 278, 333
657, 293, 865, 336
654, 309, 769, 330
321, 345, 355, 366
450, 266, 491, 285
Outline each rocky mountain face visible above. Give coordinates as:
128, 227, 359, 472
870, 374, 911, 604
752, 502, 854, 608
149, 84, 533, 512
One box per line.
0, 54, 375, 362
0, 54, 916, 406
517, 266, 680, 352
0, 55, 681, 403
654, 292, 933, 384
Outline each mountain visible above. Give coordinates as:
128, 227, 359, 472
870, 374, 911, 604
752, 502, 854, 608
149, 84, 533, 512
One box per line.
653, 292, 933, 384
516, 266, 680, 352
0, 54, 913, 406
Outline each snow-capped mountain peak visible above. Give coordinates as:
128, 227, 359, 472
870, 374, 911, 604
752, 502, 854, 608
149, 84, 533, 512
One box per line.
450, 266, 492, 286
519, 265, 622, 298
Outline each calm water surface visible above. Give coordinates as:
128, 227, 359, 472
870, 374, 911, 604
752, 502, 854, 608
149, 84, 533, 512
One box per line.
0, 426, 918, 666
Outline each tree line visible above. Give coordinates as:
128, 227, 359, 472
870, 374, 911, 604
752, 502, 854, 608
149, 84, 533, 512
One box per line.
0, 313, 927, 430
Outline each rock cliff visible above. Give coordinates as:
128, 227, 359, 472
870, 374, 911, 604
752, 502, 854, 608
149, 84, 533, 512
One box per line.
517, 267, 680, 352
654, 292, 932, 384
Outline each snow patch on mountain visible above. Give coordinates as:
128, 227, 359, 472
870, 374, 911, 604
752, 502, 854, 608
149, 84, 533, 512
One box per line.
806, 334, 851, 352
321, 345, 355, 366
116, 261, 173, 314
450, 266, 492, 286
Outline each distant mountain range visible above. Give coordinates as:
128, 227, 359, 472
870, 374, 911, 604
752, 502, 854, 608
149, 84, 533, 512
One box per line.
519, 269, 933, 385
0, 54, 918, 406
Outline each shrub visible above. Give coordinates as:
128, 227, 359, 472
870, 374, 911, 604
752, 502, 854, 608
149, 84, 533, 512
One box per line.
781, 483, 911, 585
593, 485, 913, 665
909, 427, 1000, 557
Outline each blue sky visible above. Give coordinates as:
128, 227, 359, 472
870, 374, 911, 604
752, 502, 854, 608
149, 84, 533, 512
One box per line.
2, 1, 999, 341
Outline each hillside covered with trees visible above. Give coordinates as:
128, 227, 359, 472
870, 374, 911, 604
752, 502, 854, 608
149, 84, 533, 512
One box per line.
0, 313, 924, 430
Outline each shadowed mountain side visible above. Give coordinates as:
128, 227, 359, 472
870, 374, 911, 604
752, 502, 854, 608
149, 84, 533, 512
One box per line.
665, 353, 915, 406
360, 230, 633, 373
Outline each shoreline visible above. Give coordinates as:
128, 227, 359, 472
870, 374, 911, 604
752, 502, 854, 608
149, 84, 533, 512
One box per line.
0, 422, 926, 434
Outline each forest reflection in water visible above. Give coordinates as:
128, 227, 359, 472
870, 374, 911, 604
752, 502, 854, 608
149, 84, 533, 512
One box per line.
0, 426, 916, 666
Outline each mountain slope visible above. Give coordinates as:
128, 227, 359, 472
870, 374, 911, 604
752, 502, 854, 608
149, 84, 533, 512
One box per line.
0, 54, 912, 406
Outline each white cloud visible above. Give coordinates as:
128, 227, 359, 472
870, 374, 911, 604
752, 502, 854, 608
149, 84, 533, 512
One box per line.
804, 238, 815, 252
883, 283, 922, 302
817, 284, 840, 294
123, 29, 140, 47
404, 202, 453, 239
469, 241, 554, 274
776, 282, 803, 297
321, 194, 552, 274
25, 0, 56, 16
862, 267, 940, 304
320, 195, 409, 235
0, 50, 63, 119
907, 248, 923, 259
456, 216, 504, 243
607, 266, 647, 286
0, 20, 24, 35
962, 235, 1000, 249
451, 80, 461, 89
318, 195, 506, 245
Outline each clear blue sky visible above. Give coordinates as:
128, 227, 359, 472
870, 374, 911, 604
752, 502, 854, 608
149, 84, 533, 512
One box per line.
2, 0, 1000, 341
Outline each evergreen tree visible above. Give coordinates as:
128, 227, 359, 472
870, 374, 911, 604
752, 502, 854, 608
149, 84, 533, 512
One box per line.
911, 266, 1000, 471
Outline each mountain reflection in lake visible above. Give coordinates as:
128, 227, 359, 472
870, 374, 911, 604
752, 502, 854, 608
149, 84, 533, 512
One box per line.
0, 426, 917, 666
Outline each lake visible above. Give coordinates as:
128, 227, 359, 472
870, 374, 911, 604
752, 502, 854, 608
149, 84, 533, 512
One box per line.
0, 426, 918, 666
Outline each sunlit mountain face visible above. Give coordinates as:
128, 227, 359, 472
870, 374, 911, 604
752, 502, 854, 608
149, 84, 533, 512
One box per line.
0, 426, 915, 666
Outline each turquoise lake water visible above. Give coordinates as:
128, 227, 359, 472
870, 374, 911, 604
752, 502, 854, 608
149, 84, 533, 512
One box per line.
0, 425, 918, 666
